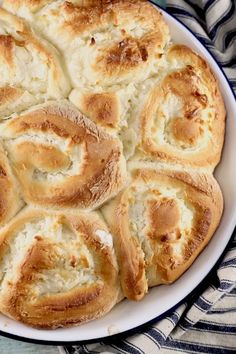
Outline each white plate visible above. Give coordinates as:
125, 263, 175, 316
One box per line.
0, 2, 235, 344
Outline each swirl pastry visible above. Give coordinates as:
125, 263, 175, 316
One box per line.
0, 143, 23, 226
102, 168, 223, 300
3, 0, 170, 132
0, 7, 70, 118
0, 207, 119, 328
4, 0, 170, 87
0, 101, 127, 210
135, 45, 226, 169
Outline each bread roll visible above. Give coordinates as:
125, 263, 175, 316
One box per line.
0, 7, 70, 118
3, 0, 169, 86
2, 0, 170, 133
0, 207, 119, 328
0, 101, 127, 210
0, 143, 23, 226
102, 168, 223, 300
133, 45, 226, 170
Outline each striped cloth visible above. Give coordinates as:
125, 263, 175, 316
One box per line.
62, 1, 236, 354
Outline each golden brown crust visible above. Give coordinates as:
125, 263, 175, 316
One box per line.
74, 92, 120, 129
102, 168, 223, 300
104, 191, 147, 301
0, 207, 119, 328
139, 45, 226, 170
0, 87, 24, 107
0, 101, 127, 210
0, 143, 23, 226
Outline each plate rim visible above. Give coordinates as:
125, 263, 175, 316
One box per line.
0, 1, 235, 345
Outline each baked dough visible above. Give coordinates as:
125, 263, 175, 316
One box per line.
0, 7, 70, 118
5, 0, 169, 86
0, 207, 119, 328
3, 0, 170, 133
133, 45, 226, 170
102, 168, 223, 300
0, 101, 127, 210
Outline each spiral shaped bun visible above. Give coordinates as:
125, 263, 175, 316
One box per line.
0, 101, 127, 210
6, 0, 169, 87
2, 0, 170, 133
0, 207, 119, 328
0, 7, 70, 118
102, 168, 223, 300
0, 144, 23, 226
135, 45, 226, 170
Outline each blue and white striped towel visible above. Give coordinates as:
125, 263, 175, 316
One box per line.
62, 1, 236, 353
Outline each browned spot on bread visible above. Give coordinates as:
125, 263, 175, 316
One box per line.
70, 255, 77, 268
0, 35, 14, 65
16, 141, 71, 172
104, 37, 149, 70
171, 117, 202, 145
148, 198, 180, 237
165, 67, 208, 120
90, 37, 96, 46
81, 92, 119, 128
79, 254, 89, 268
0, 166, 7, 177
0, 87, 23, 106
